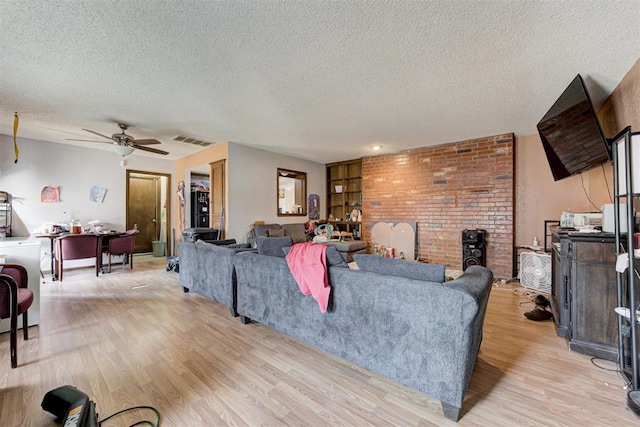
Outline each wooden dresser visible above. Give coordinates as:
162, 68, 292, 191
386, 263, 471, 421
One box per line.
550, 228, 618, 361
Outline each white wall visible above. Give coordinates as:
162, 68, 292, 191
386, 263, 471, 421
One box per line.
0, 135, 174, 270
227, 143, 325, 242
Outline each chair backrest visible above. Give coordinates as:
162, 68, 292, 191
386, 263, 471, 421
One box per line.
0, 264, 27, 319
56, 234, 100, 261
108, 230, 138, 255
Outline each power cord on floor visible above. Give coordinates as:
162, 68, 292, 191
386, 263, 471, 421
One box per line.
98, 405, 161, 427
590, 356, 632, 390
512, 288, 545, 311
511, 288, 554, 320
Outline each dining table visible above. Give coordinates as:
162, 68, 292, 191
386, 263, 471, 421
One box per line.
34, 230, 124, 280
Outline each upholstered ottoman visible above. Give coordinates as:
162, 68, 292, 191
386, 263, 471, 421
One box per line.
325, 240, 368, 262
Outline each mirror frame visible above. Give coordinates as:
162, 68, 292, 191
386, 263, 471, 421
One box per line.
277, 168, 307, 217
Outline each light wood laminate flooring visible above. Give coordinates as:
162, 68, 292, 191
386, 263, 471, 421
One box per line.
0, 257, 636, 426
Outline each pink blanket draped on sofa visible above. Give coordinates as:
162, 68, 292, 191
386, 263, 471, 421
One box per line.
285, 242, 331, 313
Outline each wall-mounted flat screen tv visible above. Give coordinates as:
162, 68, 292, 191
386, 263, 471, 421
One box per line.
537, 74, 610, 181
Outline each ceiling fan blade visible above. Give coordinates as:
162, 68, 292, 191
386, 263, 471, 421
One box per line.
133, 138, 161, 145
65, 138, 113, 144
133, 145, 169, 155
82, 128, 113, 140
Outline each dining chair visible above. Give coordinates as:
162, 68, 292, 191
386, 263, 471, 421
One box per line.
0, 263, 34, 368
54, 234, 101, 281
102, 230, 139, 273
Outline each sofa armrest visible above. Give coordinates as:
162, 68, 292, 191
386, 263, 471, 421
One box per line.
178, 241, 237, 309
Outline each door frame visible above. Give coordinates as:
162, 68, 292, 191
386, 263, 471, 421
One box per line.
125, 170, 172, 255
185, 160, 225, 237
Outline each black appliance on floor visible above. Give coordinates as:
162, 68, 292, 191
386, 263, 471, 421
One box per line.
182, 227, 220, 243
42, 386, 97, 426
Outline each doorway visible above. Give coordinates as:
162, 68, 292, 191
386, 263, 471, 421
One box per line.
126, 170, 171, 254
185, 160, 225, 237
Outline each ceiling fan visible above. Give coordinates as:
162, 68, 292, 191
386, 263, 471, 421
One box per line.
66, 123, 169, 156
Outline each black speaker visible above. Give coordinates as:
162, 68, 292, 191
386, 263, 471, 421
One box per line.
462, 229, 486, 269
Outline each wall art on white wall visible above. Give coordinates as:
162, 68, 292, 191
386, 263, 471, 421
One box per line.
89, 186, 107, 203
40, 186, 59, 203
308, 194, 320, 220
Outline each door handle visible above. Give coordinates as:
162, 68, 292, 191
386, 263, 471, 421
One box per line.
151, 218, 157, 223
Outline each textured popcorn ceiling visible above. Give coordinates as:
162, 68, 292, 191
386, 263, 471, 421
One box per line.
0, 1, 638, 161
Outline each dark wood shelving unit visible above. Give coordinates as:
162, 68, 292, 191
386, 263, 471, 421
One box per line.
326, 159, 362, 238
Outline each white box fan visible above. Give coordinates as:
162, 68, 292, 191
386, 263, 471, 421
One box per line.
519, 252, 552, 293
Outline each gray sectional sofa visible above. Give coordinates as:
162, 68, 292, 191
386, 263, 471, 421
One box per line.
179, 239, 493, 422
234, 251, 493, 422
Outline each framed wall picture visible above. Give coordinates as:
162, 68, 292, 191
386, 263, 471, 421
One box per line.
308, 194, 320, 220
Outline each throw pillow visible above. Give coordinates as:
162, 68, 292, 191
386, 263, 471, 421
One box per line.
353, 254, 445, 282
282, 223, 307, 243
256, 236, 293, 257
268, 228, 285, 237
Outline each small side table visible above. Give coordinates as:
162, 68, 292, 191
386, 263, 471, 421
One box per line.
329, 231, 354, 241
34, 233, 61, 281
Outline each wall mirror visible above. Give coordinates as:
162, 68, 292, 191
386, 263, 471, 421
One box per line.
277, 168, 307, 216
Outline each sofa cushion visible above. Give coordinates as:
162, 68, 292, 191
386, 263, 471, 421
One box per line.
326, 240, 368, 252
226, 242, 252, 249
195, 239, 255, 254
353, 254, 446, 282
256, 236, 293, 257
254, 224, 282, 238
325, 246, 349, 268
268, 228, 285, 237
282, 223, 308, 243
199, 238, 237, 246
225, 242, 256, 253
282, 244, 348, 268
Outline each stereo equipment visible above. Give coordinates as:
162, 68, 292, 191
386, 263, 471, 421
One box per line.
462, 229, 486, 269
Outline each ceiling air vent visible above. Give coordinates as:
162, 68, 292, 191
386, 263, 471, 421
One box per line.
173, 135, 215, 147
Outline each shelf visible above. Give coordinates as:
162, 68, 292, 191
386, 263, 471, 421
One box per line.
326, 159, 362, 236
612, 129, 640, 392
0, 191, 11, 237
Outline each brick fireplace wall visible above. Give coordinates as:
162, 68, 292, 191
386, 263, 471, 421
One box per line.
361, 133, 514, 279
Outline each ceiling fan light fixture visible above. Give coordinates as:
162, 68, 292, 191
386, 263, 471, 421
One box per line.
112, 144, 135, 156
